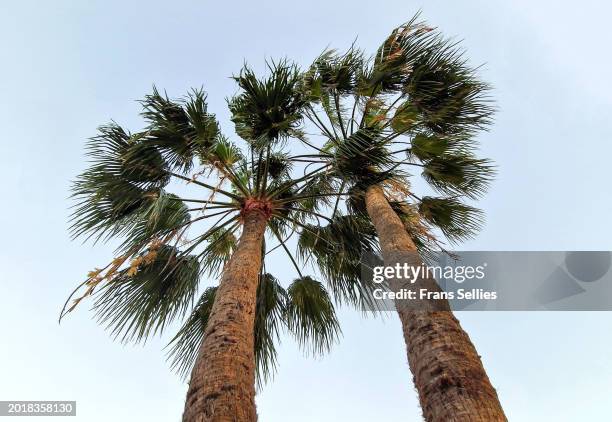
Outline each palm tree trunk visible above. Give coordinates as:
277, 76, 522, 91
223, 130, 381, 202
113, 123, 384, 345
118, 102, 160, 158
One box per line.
183, 211, 267, 422
364, 184, 506, 422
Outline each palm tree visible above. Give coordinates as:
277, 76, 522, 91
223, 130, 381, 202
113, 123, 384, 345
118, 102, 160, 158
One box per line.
295, 15, 507, 421
63, 63, 365, 421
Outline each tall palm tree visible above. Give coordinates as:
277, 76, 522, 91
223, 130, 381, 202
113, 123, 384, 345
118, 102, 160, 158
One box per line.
295, 15, 507, 421
64, 63, 365, 421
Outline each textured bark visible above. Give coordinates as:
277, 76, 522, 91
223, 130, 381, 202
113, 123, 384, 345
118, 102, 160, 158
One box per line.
365, 184, 506, 422
182, 211, 267, 422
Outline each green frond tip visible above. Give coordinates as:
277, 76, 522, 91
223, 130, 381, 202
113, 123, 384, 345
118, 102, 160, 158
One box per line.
206, 136, 243, 167
200, 227, 237, 277
285, 276, 340, 355
333, 127, 392, 182
367, 14, 438, 95
302, 47, 365, 100
297, 215, 380, 308
120, 133, 170, 185
254, 273, 286, 387
93, 244, 201, 344
70, 122, 177, 243
418, 197, 484, 243
229, 60, 305, 144
141, 86, 220, 172
109, 190, 190, 253
166, 286, 217, 378
404, 46, 493, 135
421, 154, 495, 199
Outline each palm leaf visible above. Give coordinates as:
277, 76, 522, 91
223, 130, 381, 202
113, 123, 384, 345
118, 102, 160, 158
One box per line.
284, 276, 340, 354
418, 196, 484, 243
229, 60, 305, 144
94, 244, 201, 343
141, 87, 220, 172
422, 154, 495, 198
298, 214, 380, 307
166, 286, 217, 378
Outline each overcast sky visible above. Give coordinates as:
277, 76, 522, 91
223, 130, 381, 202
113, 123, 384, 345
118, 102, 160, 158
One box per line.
1, 1, 611, 421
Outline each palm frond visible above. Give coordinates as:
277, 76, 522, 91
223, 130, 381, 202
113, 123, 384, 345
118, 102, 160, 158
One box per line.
70, 123, 170, 243
418, 196, 484, 243
284, 276, 340, 354
207, 135, 244, 167
254, 273, 287, 386
265, 151, 293, 180
229, 60, 305, 144
94, 244, 201, 343
112, 190, 190, 253
333, 127, 393, 182
141, 87, 220, 172
291, 171, 338, 213
421, 154, 495, 198
199, 227, 237, 277
403, 42, 493, 135
364, 14, 438, 95
166, 286, 217, 378
390, 102, 421, 133
120, 132, 170, 185
297, 214, 380, 307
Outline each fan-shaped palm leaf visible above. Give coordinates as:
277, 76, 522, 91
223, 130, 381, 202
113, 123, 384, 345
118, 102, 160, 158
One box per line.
229, 61, 305, 144
94, 244, 200, 343
284, 276, 340, 354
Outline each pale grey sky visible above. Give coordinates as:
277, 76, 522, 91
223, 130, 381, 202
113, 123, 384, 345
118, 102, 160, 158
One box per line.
1, 1, 611, 421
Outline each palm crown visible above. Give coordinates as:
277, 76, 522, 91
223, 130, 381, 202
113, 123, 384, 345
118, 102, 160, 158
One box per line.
65, 65, 371, 385
295, 15, 495, 263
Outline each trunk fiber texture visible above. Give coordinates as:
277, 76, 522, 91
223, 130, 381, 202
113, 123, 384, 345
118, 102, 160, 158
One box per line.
183, 212, 267, 422
365, 184, 506, 422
